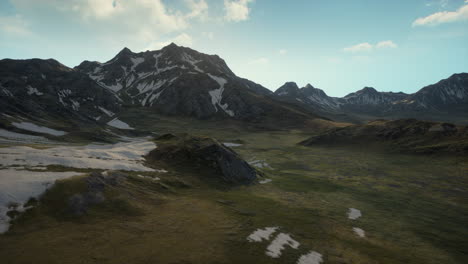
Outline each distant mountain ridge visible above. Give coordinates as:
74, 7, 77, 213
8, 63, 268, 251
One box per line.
274, 73, 468, 123
0, 43, 466, 128
0, 43, 322, 129
0, 58, 120, 123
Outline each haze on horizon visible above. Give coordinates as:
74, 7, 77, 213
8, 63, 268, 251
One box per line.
0, 0, 467, 97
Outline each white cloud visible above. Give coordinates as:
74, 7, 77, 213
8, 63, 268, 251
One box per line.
0, 15, 31, 36
224, 0, 254, 22
202, 31, 214, 40
413, 4, 468, 26
376, 40, 398, 49
343, 42, 373, 53
248, 57, 269, 65
8, 0, 207, 52
343, 41, 397, 53
185, 0, 209, 20
279, 49, 287, 55
426, 0, 449, 7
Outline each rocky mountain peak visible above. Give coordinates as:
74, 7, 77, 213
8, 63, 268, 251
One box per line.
275, 82, 300, 96
359, 87, 378, 93
117, 47, 133, 56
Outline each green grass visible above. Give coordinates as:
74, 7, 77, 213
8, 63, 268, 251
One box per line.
0, 118, 467, 264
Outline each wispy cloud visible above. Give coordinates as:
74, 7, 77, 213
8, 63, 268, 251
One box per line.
185, 0, 209, 20
202, 31, 214, 40
343, 41, 397, 53
0, 15, 31, 37
8, 0, 208, 51
425, 0, 449, 8
224, 0, 254, 22
413, 3, 468, 26
376, 40, 398, 49
343, 42, 373, 53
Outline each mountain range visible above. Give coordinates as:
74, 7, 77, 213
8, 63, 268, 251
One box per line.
1, 43, 467, 128
274, 73, 468, 123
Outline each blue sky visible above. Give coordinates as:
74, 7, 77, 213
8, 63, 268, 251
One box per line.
0, 0, 467, 96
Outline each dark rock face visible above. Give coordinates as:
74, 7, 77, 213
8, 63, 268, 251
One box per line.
407, 73, 468, 111
275, 82, 341, 112
147, 134, 257, 184
0, 58, 120, 122
68, 171, 127, 216
75, 44, 315, 123
299, 119, 468, 154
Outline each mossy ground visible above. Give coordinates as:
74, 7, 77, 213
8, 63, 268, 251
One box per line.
0, 115, 467, 264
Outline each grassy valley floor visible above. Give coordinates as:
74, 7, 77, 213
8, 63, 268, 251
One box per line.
0, 117, 467, 264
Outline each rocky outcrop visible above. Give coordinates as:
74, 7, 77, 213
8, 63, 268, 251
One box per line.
146, 134, 257, 184
68, 171, 127, 216
299, 119, 468, 154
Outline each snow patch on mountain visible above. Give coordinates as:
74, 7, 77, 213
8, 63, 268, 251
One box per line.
70, 100, 80, 111
207, 74, 234, 117
26, 86, 43, 96
2, 88, 13, 97
107, 118, 134, 130
130, 57, 144, 71
182, 52, 203, 72
98, 106, 115, 117
136, 79, 165, 95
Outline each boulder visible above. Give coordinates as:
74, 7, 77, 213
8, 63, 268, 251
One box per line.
147, 135, 257, 184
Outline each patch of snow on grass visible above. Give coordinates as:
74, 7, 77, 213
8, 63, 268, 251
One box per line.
297, 251, 323, 264
0, 129, 52, 144
259, 179, 272, 184
266, 233, 300, 258
249, 160, 272, 169
0, 140, 156, 171
223, 142, 242, 147
247, 227, 279, 242
12, 122, 67, 136
137, 175, 161, 181
207, 74, 235, 117
348, 208, 362, 220
353, 227, 365, 237
107, 118, 134, 130
0, 169, 84, 233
